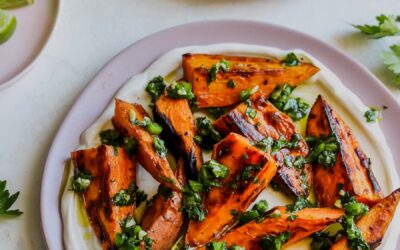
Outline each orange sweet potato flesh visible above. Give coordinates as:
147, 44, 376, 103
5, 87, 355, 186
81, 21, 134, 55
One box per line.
71, 145, 136, 250
186, 133, 278, 247
112, 99, 181, 192
331, 188, 400, 250
208, 207, 344, 250
182, 53, 319, 108
154, 95, 203, 179
141, 158, 186, 250
213, 92, 312, 198
306, 95, 382, 207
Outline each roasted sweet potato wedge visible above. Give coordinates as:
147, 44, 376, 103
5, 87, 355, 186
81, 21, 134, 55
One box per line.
154, 95, 203, 179
212, 207, 344, 250
112, 99, 181, 191
71, 145, 136, 250
213, 92, 312, 197
141, 158, 186, 250
185, 133, 278, 247
182, 53, 319, 108
306, 95, 382, 207
331, 188, 400, 250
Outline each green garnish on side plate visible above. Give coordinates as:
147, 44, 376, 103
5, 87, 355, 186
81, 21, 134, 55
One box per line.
0, 180, 22, 216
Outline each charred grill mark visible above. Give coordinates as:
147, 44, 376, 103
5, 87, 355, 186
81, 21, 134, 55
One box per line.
215, 140, 233, 159
226, 111, 264, 142
355, 148, 381, 193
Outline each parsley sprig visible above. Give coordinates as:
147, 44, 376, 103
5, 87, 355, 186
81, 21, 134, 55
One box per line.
0, 180, 22, 216
353, 15, 399, 39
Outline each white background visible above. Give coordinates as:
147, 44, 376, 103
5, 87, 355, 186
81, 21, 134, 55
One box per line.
0, 0, 400, 249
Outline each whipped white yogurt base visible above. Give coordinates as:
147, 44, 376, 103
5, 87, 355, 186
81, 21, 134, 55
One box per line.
61, 43, 400, 250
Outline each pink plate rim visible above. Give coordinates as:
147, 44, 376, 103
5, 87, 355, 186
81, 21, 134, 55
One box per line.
40, 19, 400, 250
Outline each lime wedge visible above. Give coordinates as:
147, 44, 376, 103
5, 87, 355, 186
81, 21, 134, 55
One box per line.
0, 9, 16, 44
0, 0, 34, 9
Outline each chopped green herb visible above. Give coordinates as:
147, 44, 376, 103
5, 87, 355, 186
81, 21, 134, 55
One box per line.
306, 134, 338, 168
181, 185, 206, 221
167, 81, 195, 99
235, 199, 269, 224
71, 169, 92, 193
353, 15, 400, 39
286, 197, 316, 213
269, 84, 309, 121
153, 136, 168, 157
188, 180, 203, 193
146, 75, 166, 102
0, 180, 22, 216
282, 52, 300, 66
206, 241, 227, 250
194, 117, 222, 149
343, 216, 370, 250
227, 79, 236, 88
157, 185, 173, 200
260, 232, 291, 250
256, 137, 274, 152
246, 106, 257, 119
239, 85, 259, 101
189, 98, 198, 112
208, 59, 230, 83
293, 156, 305, 169
364, 107, 381, 122
199, 160, 229, 190
159, 175, 175, 184
286, 214, 298, 221
113, 182, 147, 207
229, 245, 245, 250
207, 107, 226, 119
311, 232, 336, 250
115, 216, 152, 249
99, 129, 138, 155
129, 109, 137, 125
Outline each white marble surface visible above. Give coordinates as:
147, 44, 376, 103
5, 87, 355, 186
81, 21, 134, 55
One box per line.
0, 0, 399, 249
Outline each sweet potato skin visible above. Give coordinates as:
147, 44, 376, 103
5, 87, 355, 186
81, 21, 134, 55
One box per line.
186, 133, 278, 247
112, 99, 181, 191
213, 92, 312, 198
71, 145, 136, 250
141, 158, 186, 250
331, 188, 400, 250
209, 207, 344, 250
182, 53, 319, 108
306, 95, 382, 207
154, 95, 203, 179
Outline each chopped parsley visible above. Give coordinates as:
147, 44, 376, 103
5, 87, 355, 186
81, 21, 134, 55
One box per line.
306, 134, 338, 168
133, 116, 163, 135
282, 52, 300, 66
334, 184, 370, 250
71, 168, 92, 192
353, 14, 399, 39
234, 199, 269, 224
181, 160, 229, 221
227, 79, 236, 88
0, 180, 23, 216
255, 137, 274, 152
260, 232, 291, 250
112, 182, 147, 207
153, 136, 168, 157
208, 59, 230, 83
311, 232, 336, 250
206, 241, 245, 250
239, 85, 259, 101
364, 107, 381, 122
167, 81, 195, 99
286, 214, 298, 221
145, 75, 166, 102
256, 134, 302, 155
244, 98, 257, 119
194, 117, 222, 150
286, 197, 316, 213
115, 216, 152, 249
99, 129, 138, 155
206, 107, 226, 119
269, 84, 309, 121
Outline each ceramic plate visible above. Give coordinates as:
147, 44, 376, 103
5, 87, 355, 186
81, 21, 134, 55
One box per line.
0, 0, 59, 89
40, 20, 400, 249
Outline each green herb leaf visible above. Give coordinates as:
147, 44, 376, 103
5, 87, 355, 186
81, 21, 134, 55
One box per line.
146, 76, 166, 102
353, 15, 400, 39
208, 59, 231, 83
227, 79, 236, 88
113, 182, 147, 207
364, 107, 381, 123
269, 84, 309, 121
181, 186, 206, 221
206, 107, 226, 119
382, 44, 400, 83
282, 52, 300, 66
71, 169, 92, 193
260, 232, 291, 250
0, 180, 22, 216
311, 232, 336, 250
194, 117, 222, 150
206, 241, 227, 250
167, 81, 195, 99
153, 136, 168, 157
115, 216, 153, 249
306, 134, 338, 168
256, 137, 274, 152
239, 85, 259, 101
286, 197, 316, 213
99, 129, 138, 155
